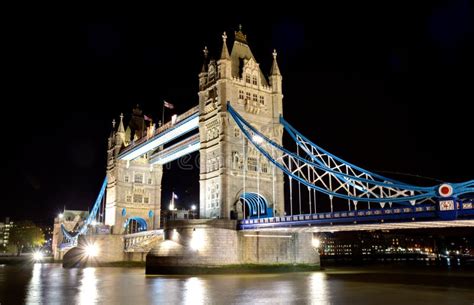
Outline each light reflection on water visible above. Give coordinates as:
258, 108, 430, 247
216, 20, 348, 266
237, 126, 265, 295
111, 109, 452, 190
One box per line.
78, 268, 98, 305
183, 277, 205, 305
309, 272, 329, 305
3, 264, 473, 305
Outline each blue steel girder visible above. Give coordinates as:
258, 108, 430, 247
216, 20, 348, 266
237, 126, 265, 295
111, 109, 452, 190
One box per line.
227, 103, 474, 205
61, 177, 107, 242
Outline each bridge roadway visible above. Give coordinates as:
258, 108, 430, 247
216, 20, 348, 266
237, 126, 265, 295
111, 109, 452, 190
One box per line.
239, 200, 474, 232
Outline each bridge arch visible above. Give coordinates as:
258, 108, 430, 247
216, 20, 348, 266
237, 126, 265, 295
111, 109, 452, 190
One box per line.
124, 217, 147, 234
239, 192, 270, 218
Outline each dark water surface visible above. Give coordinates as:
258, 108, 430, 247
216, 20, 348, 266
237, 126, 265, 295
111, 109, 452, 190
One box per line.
0, 263, 473, 304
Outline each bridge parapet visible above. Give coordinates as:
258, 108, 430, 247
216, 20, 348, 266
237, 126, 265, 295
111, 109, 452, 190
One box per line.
124, 229, 164, 252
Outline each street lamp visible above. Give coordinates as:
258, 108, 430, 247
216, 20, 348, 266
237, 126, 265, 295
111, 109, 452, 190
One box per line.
58, 213, 64, 219
191, 204, 196, 211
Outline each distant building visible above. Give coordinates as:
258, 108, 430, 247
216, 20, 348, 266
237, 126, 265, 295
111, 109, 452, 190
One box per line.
0, 217, 14, 249
319, 230, 438, 258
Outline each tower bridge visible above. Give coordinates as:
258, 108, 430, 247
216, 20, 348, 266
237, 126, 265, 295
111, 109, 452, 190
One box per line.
53, 27, 474, 272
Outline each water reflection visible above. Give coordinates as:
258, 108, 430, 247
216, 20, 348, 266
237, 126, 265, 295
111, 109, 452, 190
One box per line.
183, 277, 206, 305
77, 268, 98, 305
308, 272, 330, 305
25, 263, 42, 304
5, 265, 473, 305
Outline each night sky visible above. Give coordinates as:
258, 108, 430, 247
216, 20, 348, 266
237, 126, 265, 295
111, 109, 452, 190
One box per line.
3, 2, 473, 223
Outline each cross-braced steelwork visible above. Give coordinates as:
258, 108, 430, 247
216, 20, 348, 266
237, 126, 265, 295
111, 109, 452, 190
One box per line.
60, 177, 108, 247
228, 103, 474, 212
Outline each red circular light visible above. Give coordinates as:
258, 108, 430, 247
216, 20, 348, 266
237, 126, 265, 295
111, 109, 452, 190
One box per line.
438, 184, 453, 197
440, 186, 450, 195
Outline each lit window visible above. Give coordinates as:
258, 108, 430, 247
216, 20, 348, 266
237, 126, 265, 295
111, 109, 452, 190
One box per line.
133, 194, 143, 203
238, 90, 244, 100
247, 157, 257, 171
134, 174, 143, 184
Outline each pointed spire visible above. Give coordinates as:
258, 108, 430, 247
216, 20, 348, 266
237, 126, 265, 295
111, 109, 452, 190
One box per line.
201, 46, 209, 73
220, 32, 230, 60
235, 24, 247, 44
118, 113, 125, 133
270, 49, 281, 76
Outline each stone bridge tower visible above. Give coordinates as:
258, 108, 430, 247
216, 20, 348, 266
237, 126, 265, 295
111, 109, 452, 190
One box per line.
105, 109, 163, 234
198, 27, 284, 219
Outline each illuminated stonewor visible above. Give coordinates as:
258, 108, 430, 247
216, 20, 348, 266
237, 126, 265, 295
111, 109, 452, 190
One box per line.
197, 27, 284, 219
147, 28, 318, 273
57, 26, 473, 270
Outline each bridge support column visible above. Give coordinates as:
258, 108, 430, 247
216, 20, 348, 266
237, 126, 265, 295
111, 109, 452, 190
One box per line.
62, 234, 146, 267
146, 219, 319, 274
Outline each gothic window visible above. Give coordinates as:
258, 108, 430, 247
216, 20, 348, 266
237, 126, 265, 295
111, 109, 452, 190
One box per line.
239, 90, 244, 100
232, 151, 240, 169
134, 174, 143, 184
133, 194, 143, 203
259, 96, 265, 105
252, 76, 257, 85
126, 195, 132, 203
148, 178, 152, 184
124, 176, 129, 183
144, 197, 149, 204
234, 127, 240, 138
252, 94, 258, 102
261, 162, 268, 173
246, 92, 251, 101
246, 74, 251, 83
247, 157, 257, 171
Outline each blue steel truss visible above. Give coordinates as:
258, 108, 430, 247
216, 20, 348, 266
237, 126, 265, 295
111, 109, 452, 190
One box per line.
227, 103, 474, 206
60, 177, 107, 245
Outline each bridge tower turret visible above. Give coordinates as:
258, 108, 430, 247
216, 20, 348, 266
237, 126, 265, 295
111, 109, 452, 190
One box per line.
198, 26, 285, 219
105, 108, 163, 234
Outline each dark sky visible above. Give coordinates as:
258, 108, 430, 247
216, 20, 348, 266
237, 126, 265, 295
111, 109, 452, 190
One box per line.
3, 2, 473, 223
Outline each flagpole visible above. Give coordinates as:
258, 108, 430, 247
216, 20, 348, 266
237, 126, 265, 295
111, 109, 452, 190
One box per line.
162, 101, 165, 126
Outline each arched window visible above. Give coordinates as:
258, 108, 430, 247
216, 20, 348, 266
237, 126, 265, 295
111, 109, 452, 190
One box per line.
246, 74, 251, 83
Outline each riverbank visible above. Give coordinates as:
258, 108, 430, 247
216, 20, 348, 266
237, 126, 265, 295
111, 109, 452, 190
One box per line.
0, 256, 54, 265
146, 263, 321, 275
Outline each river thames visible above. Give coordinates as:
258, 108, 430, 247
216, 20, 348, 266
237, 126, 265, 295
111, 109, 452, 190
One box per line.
1, 263, 473, 304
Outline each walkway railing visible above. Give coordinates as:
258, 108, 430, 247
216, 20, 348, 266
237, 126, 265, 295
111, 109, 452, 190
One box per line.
123, 229, 164, 252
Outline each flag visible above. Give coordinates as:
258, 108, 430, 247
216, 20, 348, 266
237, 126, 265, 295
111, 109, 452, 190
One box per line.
164, 100, 174, 109
144, 114, 152, 121
173, 192, 178, 199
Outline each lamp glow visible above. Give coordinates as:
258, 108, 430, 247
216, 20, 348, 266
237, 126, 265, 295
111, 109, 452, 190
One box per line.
91, 220, 97, 226
33, 251, 43, 261
312, 237, 321, 248
58, 213, 64, 219
191, 204, 196, 211
252, 134, 263, 144
84, 244, 99, 257
190, 229, 204, 251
